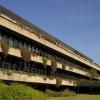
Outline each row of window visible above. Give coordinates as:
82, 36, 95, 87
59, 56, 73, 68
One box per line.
0, 55, 89, 81
0, 30, 90, 72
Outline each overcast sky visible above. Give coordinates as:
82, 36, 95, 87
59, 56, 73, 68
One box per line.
0, 0, 100, 65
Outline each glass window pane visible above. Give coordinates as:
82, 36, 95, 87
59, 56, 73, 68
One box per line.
23, 42, 28, 49
0, 31, 3, 41
32, 45, 35, 53
19, 40, 23, 48
27, 43, 31, 52
3, 34, 9, 44
9, 36, 14, 47
13, 37, 19, 48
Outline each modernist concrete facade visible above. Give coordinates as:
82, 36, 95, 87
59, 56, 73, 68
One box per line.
0, 5, 100, 91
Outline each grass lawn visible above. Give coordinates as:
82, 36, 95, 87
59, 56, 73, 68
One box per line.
48, 94, 100, 100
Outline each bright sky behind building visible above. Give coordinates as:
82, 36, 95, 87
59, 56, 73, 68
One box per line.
0, 0, 100, 65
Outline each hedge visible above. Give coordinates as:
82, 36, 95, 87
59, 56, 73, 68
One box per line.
45, 89, 76, 97
0, 82, 47, 100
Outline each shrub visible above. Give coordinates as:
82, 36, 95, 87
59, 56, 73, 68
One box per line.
45, 89, 76, 97
27, 72, 33, 77
2, 70, 6, 75
62, 63, 66, 70
49, 76, 54, 80
62, 89, 76, 96
20, 48, 31, 62
69, 80, 72, 83
47, 55, 52, 60
43, 76, 47, 80
42, 57, 47, 68
6, 70, 12, 76
42, 57, 48, 76
51, 60, 57, 73
0, 82, 47, 100
69, 66, 73, 70
45, 89, 53, 96
90, 68, 99, 78
56, 77, 62, 86
0, 41, 9, 56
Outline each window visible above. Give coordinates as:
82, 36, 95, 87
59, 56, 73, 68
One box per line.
19, 40, 23, 48
38, 47, 41, 55
27, 43, 32, 52
35, 46, 39, 54
23, 41, 28, 49
3, 34, 9, 44
0, 31, 3, 41
9, 36, 14, 47
13, 37, 19, 48
32, 45, 35, 53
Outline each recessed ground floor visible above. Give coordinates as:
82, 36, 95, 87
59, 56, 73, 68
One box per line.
2, 79, 100, 94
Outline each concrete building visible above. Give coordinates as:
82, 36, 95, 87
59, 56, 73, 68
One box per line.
0, 5, 100, 92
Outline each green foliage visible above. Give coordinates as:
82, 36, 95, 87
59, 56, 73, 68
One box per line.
49, 76, 54, 80
0, 41, 9, 56
6, 70, 12, 76
90, 68, 99, 78
62, 63, 66, 70
69, 80, 72, 83
61, 89, 76, 97
42, 57, 48, 76
42, 57, 47, 68
20, 48, 31, 62
27, 72, 33, 77
47, 55, 52, 60
51, 60, 57, 73
0, 82, 47, 100
69, 66, 73, 70
45, 89, 76, 97
89, 68, 99, 94
56, 77, 62, 86
43, 76, 47, 80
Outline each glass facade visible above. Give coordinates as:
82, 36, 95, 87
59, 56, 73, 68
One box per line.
0, 55, 89, 81
0, 29, 91, 73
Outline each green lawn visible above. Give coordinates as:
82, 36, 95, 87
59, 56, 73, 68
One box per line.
48, 94, 100, 100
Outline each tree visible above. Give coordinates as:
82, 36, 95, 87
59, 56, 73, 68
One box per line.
89, 68, 99, 94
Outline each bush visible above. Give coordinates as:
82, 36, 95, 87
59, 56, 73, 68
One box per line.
45, 89, 53, 96
43, 76, 47, 80
61, 89, 76, 97
0, 41, 9, 56
20, 48, 31, 62
0, 82, 47, 100
56, 77, 62, 86
89, 68, 99, 78
42, 57, 47, 68
51, 60, 57, 73
69, 66, 73, 70
48, 76, 54, 80
45, 89, 76, 97
62, 63, 66, 70
6, 70, 12, 76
